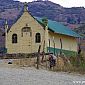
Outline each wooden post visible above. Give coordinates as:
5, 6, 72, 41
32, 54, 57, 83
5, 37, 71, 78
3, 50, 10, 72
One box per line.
60, 38, 62, 55
43, 40, 45, 52
49, 39, 50, 52
45, 54, 48, 69
53, 36, 55, 55
37, 45, 41, 69
54, 42, 55, 55
77, 43, 81, 66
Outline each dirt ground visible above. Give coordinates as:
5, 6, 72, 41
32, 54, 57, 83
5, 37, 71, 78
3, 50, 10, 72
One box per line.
0, 59, 85, 85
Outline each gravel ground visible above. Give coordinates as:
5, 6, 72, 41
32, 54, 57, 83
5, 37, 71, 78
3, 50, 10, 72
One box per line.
0, 60, 85, 85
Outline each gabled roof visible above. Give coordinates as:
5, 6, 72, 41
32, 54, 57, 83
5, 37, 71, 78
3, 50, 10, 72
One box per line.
35, 17, 81, 38
4, 5, 80, 38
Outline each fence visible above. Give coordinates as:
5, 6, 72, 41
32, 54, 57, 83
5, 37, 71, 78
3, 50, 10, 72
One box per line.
0, 51, 85, 74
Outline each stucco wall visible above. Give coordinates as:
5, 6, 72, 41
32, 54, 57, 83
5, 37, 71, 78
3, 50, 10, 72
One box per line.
48, 31, 77, 52
6, 11, 45, 54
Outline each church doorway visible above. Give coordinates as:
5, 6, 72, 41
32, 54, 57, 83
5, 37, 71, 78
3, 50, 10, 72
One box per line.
21, 27, 32, 53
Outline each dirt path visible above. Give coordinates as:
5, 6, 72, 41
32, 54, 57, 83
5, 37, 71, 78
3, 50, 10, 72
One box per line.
0, 59, 85, 85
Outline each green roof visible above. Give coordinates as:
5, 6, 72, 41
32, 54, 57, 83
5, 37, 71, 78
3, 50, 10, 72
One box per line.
35, 17, 81, 38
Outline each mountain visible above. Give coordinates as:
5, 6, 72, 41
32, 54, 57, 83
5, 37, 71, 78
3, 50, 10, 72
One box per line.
0, 0, 85, 31
28, 1, 85, 24
28, 1, 65, 21
74, 24, 85, 38
0, 0, 22, 19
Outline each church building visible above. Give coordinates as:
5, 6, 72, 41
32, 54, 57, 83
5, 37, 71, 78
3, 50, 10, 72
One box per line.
5, 3, 80, 56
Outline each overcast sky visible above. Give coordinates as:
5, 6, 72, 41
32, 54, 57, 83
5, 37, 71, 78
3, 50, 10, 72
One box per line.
18, 0, 85, 8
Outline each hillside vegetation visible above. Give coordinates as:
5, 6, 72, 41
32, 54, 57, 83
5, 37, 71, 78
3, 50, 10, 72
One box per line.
0, 0, 85, 35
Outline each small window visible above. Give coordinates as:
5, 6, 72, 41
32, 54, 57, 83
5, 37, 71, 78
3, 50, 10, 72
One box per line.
21, 27, 31, 37
12, 34, 17, 43
35, 33, 41, 43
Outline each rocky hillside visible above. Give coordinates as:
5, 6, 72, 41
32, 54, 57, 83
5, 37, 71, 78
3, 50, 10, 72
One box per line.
74, 24, 85, 37
0, 0, 85, 32
0, 0, 23, 19
28, 1, 85, 24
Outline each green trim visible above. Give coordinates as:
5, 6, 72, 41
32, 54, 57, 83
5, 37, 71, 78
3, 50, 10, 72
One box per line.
47, 47, 77, 57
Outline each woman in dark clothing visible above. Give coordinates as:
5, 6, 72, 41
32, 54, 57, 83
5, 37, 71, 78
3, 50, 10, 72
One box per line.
49, 54, 56, 69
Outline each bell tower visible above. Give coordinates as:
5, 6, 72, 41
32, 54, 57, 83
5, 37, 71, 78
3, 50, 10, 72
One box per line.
5, 20, 8, 50
24, 2, 28, 12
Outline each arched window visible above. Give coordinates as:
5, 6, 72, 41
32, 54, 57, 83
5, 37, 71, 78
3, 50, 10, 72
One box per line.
12, 34, 17, 43
35, 33, 41, 43
21, 27, 31, 37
